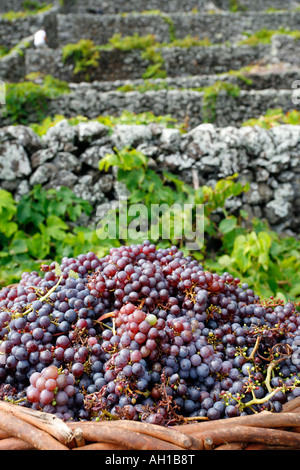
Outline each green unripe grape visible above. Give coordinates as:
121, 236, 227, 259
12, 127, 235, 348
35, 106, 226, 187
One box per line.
145, 314, 157, 326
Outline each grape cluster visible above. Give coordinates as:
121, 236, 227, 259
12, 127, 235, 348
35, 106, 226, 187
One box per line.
0, 241, 299, 425
26, 365, 76, 421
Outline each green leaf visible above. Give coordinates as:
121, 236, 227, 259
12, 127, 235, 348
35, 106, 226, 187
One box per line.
118, 167, 145, 191
54, 262, 62, 277
9, 238, 28, 255
257, 231, 272, 270
0, 189, 16, 215
239, 209, 249, 220
219, 217, 237, 234
45, 216, 69, 241
26, 233, 50, 259
69, 269, 79, 279
0, 220, 18, 238
232, 235, 252, 272
290, 283, 300, 297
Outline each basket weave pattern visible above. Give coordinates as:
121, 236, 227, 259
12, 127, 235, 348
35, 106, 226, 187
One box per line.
0, 397, 300, 450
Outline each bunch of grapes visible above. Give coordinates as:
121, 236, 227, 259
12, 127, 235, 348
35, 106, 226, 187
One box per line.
0, 241, 299, 425
26, 365, 76, 421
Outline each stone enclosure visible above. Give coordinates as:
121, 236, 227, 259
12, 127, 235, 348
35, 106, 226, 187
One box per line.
0, 0, 299, 236
0, 120, 299, 235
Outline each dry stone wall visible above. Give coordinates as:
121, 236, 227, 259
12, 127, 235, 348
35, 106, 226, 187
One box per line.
55, 11, 300, 46
0, 121, 299, 235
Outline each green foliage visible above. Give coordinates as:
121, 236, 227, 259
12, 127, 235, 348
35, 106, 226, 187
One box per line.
140, 10, 176, 42
102, 32, 214, 80
98, 147, 249, 253
3, 75, 69, 124
264, 7, 287, 13
107, 33, 158, 51
117, 80, 171, 93
141, 47, 167, 79
0, 38, 32, 61
242, 108, 300, 128
226, 67, 253, 86
0, 150, 298, 301
1, 2, 52, 20
101, 33, 166, 79
62, 39, 101, 80
205, 217, 300, 301
229, 0, 248, 12
162, 35, 212, 48
0, 186, 100, 286
22, 0, 47, 9
200, 81, 241, 123
30, 111, 182, 137
4, 81, 48, 124
0, 46, 8, 58
238, 28, 300, 46
97, 146, 300, 301
116, 79, 241, 121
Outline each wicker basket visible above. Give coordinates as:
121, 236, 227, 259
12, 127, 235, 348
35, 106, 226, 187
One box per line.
0, 397, 300, 450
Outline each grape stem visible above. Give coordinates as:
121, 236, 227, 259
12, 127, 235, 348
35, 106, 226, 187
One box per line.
23, 275, 64, 316
245, 336, 261, 361
264, 361, 278, 393
245, 386, 283, 409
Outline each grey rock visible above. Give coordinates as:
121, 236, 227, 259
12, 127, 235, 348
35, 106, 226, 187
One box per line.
244, 182, 273, 205
218, 148, 240, 176
277, 171, 297, 183
53, 152, 82, 173
269, 124, 300, 151
42, 120, 77, 148
239, 126, 274, 156
97, 174, 114, 193
264, 199, 292, 224
0, 142, 31, 181
256, 168, 270, 182
186, 123, 217, 156
48, 169, 78, 188
29, 163, 58, 186
273, 183, 295, 202
258, 184, 274, 203
81, 146, 103, 169
15, 180, 30, 201
76, 121, 108, 142
219, 126, 241, 147
160, 128, 181, 145
136, 143, 160, 158
30, 148, 56, 169
271, 34, 300, 66
113, 181, 131, 199
197, 155, 220, 172
5, 125, 43, 153
148, 122, 164, 136
111, 124, 152, 149
73, 176, 106, 205
157, 153, 195, 172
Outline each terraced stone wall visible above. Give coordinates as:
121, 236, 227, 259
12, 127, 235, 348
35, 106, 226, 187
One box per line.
1, 9, 299, 52
62, 0, 300, 14
215, 0, 300, 10
0, 8, 57, 49
55, 11, 300, 46
42, 88, 293, 130
21, 44, 269, 84
0, 0, 54, 13
0, 121, 299, 234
